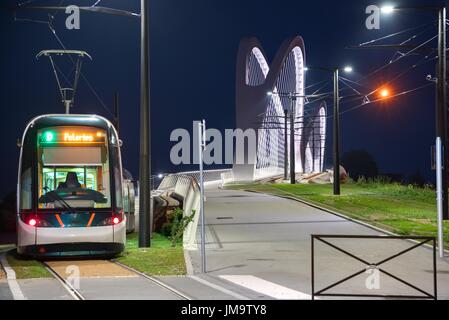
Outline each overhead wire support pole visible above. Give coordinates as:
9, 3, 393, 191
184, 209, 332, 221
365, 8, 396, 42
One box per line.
138, 0, 151, 247
290, 95, 296, 184
437, 6, 448, 220
284, 108, 288, 180
198, 120, 207, 273
333, 68, 340, 195
436, 137, 445, 258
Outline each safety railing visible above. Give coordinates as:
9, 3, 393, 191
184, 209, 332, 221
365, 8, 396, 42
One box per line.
158, 169, 233, 189
311, 234, 437, 300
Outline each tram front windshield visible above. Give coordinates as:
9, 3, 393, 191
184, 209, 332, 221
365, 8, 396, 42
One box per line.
37, 126, 111, 210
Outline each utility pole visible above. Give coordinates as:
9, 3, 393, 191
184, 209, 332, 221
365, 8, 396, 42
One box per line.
437, 6, 448, 220
333, 68, 341, 195
198, 120, 206, 273
436, 137, 445, 257
290, 95, 296, 184
139, 0, 151, 247
283, 108, 289, 180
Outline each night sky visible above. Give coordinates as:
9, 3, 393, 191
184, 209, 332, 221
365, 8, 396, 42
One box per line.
0, 0, 447, 199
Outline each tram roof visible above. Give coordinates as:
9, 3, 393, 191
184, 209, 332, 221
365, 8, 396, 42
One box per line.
28, 114, 112, 130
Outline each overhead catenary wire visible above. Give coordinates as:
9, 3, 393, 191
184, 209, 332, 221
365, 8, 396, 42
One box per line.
357, 22, 433, 47
387, 23, 436, 63
349, 22, 443, 88
10, 0, 139, 117
339, 82, 433, 116
357, 33, 439, 85
248, 24, 443, 122
341, 53, 438, 106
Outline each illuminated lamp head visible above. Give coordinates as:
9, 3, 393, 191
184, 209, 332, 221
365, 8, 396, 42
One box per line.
379, 88, 391, 98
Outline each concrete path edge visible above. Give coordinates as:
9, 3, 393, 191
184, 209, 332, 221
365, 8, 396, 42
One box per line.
0, 253, 26, 300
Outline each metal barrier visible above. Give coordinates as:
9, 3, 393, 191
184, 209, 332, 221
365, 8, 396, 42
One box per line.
311, 234, 437, 300
158, 169, 233, 189
156, 174, 201, 250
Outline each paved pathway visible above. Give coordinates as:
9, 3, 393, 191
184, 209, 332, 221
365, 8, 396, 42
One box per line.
188, 188, 449, 300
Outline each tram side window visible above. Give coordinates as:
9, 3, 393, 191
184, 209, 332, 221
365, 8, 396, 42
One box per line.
20, 168, 32, 210
111, 138, 123, 210
20, 133, 33, 210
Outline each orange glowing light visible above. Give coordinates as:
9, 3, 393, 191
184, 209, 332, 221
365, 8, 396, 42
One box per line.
379, 88, 391, 98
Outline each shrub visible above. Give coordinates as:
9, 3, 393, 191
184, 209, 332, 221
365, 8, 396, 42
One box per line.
160, 222, 173, 237
169, 208, 196, 247
159, 208, 196, 247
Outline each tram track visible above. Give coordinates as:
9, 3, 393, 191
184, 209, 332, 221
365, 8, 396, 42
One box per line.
43, 258, 191, 300
42, 261, 85, 300
111, 260, 192, 300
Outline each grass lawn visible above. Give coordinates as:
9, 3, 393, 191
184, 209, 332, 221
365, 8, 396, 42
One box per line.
115, 232, 186, 276
5, 250, 51, 279
226, 181, 449, 245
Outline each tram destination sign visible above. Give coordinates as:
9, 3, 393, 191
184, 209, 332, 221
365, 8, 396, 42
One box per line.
38, 126, 106, 146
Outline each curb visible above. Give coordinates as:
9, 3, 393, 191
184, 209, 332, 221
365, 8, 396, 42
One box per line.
0, 253, 26, 300
183, 249, 194, 276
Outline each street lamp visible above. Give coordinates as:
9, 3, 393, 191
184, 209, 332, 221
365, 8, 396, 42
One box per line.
139, 0, 151, 247
380, 5, 395, 14
381, 3, 448, 253
306, 65, 353, 195
289, 94, 297, 184
268, 63, 352, 190
379, 87, 391, 98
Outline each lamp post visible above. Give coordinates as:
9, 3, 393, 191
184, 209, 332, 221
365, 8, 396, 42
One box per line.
289, 95, 297, 184
305, 65, 352, 195
283, 106, 289, 180
437, 6, 447, 221
381, 4, 447, 254
333, 68, 340, 195
139, 0, 151, 247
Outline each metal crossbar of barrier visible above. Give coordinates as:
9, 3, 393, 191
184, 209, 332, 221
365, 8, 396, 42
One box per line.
311, 234, 437, 300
